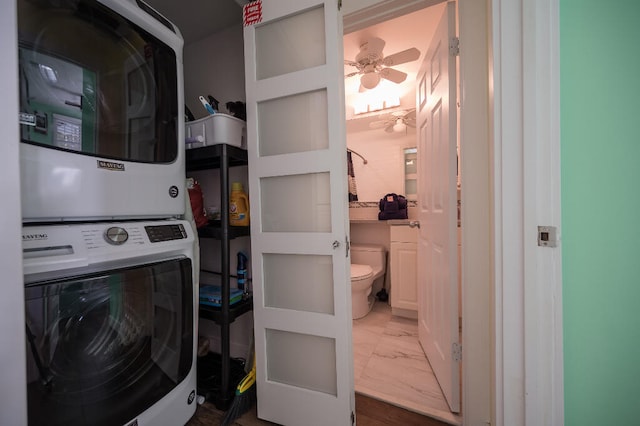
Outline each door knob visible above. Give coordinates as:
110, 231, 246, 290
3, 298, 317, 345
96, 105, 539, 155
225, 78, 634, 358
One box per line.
409, 221, 420, 229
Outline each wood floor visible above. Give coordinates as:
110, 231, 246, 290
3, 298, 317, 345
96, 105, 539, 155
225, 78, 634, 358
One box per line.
186, 393, 451, 426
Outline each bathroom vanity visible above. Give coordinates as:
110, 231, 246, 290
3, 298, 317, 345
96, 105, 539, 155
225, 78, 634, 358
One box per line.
349, 210, 420, 320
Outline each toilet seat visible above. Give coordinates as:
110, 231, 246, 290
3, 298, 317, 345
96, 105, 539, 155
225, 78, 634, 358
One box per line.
351, 264, 373, 281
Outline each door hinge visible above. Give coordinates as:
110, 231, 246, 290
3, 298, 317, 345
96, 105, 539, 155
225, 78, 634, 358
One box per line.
351, 411, 355, 425
345, 236, 350, 257
449, 37, 460, 56
452, 342, 462, 362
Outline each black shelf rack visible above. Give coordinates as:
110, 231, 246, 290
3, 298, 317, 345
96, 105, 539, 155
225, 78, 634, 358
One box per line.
196, 221, 250, 240
185, 143, 248, 171
186, 143, 252, 410
198, 295, 254, 324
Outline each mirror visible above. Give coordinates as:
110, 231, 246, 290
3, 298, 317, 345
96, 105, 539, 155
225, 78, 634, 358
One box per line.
404, 147, 417, 200
346, 123, 416, 203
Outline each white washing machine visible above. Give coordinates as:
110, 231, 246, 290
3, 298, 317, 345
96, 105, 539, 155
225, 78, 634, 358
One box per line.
22, 220, 198, 426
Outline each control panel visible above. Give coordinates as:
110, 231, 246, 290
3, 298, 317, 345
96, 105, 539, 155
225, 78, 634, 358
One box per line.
145, 224, 188, 242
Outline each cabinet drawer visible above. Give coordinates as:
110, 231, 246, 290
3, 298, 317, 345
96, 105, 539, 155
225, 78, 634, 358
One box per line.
390, 225, 418, 243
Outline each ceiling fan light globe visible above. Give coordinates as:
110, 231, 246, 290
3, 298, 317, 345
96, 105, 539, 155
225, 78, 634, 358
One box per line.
393, 118, 407, 132
361, 72, 381, 89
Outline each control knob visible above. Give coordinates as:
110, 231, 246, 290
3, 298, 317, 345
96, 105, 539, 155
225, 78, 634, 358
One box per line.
104, 226, 129, 245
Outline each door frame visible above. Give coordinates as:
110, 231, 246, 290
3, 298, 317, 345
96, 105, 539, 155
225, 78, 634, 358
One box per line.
344, 0, 563, 425
490, 0, 563, 424
0, 1, 28, 425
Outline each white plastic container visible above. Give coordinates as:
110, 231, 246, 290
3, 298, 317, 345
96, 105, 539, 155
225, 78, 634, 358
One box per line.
185, 113, 246, 149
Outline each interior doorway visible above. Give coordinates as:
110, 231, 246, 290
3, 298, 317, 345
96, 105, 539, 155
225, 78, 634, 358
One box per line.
343, 0, 493, 423
343, 1, 461, 423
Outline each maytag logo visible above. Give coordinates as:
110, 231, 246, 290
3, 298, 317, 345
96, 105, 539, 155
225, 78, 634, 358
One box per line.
22, 233, 48, 241
97, 160, 125, 171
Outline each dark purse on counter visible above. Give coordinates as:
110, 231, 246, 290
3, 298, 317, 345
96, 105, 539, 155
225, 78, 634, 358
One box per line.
378, 193, 408, 220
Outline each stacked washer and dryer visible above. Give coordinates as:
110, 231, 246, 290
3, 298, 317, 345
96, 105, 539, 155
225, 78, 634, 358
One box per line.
18, 1, 198, 425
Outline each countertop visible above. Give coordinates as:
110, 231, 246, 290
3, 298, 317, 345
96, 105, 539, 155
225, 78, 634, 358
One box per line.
386, 219, 413, 226
349, 219, 412, 225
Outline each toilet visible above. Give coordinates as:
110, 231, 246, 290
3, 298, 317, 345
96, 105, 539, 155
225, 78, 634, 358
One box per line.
350, 244, 386, 319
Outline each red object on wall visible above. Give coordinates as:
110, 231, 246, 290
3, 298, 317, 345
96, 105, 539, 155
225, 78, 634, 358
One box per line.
187, 178, 208, 228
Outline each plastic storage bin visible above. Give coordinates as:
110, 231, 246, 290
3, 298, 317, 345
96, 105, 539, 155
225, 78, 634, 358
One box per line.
185, 113, 246, 149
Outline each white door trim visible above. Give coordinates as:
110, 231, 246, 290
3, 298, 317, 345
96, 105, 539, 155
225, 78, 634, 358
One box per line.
490, 0, 563, 425
0, 1, 28, 424
458, 0, 492, 423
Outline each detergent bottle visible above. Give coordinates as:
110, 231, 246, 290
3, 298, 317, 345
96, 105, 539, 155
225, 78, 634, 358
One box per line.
229, 182, 250, 226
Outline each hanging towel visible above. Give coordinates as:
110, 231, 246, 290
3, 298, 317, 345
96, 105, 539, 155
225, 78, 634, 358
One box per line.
347, 151, 358, 202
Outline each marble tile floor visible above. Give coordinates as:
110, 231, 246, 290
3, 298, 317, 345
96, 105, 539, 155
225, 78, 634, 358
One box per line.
353, 301, 462, 426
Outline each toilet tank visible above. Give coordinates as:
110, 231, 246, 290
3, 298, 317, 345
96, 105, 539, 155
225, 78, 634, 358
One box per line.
351, 244, 386, 277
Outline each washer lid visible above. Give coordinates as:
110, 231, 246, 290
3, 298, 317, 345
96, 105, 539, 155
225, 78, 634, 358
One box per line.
351, 264, 373, 280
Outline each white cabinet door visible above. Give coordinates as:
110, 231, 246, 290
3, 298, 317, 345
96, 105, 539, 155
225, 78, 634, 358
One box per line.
390, 226, 418, 315
416, 2, 460, 413
243, 2, 354, 425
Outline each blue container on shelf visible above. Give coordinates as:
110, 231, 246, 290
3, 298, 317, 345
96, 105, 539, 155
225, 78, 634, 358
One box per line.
199, 285, 244, 307
236, 252, 248, 292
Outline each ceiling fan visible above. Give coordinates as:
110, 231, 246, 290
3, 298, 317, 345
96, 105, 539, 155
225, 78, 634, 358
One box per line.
345, 37, 420, 90
369, 108, 416, 133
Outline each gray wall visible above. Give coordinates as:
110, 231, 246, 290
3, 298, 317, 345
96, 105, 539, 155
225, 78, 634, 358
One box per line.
183, 24, 246, 119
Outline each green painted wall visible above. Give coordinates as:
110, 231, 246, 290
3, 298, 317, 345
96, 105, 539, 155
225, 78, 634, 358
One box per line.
561, 1, 640, 425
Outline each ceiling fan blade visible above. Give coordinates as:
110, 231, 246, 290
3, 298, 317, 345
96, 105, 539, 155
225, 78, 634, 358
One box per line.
391, 109, 416, 118
344, 59, 359, 67
384, 123, 395, 133
379, 67, 407, 84
369, 120, 391, 129
405, 108, 417, 120
345, 71, 360, 78
406, 121, 416, 128
382, 47, 421, 66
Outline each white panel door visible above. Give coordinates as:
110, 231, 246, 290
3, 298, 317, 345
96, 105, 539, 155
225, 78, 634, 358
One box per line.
243, 2, 354, 425
416, 1, 460, 413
